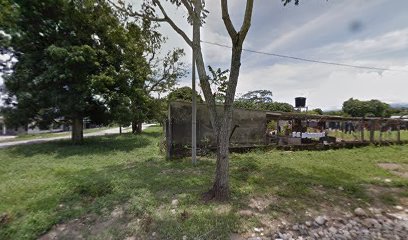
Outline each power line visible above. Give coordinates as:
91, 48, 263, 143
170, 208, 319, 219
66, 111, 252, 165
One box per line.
201, 40, 408, 73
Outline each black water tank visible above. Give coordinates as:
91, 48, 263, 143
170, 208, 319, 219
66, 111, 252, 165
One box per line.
295, 97, 306, 108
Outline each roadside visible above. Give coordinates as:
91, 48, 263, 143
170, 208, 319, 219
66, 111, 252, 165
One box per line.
0, 124, 156, 149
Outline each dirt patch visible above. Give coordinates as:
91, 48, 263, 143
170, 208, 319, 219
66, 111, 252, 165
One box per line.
0, 213, 11, 226
248, 196, 278, 212
365, 184, 407, 208
39, 207, 141, 240
377, 163, 408, 179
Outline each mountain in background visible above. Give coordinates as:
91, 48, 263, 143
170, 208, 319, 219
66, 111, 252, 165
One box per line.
390, 103, 408, 109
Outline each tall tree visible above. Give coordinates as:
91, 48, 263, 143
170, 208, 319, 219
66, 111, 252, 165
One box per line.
2, 0, 149, 143
342, 98, 390, 117
110, 0, 301, 200
128, 48, 187, 134
167, 86, 203, 103
239, 89, 273, 103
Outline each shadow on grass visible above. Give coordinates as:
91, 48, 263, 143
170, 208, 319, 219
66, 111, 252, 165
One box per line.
5, 132, 152, 158
230, 156, 370, 209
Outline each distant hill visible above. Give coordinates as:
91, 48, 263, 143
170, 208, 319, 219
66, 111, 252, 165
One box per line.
390, 103, 408, 109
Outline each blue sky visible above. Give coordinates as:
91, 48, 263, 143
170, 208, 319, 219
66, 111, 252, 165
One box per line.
154, 0, 408, 110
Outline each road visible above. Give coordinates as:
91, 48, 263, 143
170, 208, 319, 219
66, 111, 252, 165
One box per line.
0, 124, 156, 149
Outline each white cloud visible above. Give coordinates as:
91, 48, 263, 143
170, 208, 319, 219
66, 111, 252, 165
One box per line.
311, 28, 408, 62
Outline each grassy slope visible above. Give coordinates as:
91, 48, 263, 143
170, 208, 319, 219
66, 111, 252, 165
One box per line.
0, 127, 113, 143
1, 126, 408, 239
327, 129, 408, 142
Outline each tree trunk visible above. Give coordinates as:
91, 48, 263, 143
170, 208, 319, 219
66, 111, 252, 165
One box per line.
132, 121, 143, 134
72, 117, 83, 144
136, 122, 142, 133
212, 117, 232, 200
132, 122, 137, 134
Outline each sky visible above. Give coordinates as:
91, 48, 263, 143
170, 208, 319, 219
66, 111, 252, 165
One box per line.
144, 0, 408, 110
1, 0, 408, 110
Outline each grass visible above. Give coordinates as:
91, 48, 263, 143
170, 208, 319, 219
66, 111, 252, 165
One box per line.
1, 127, 408, 239
0, 126, 114, 143
327, 129, 408, 142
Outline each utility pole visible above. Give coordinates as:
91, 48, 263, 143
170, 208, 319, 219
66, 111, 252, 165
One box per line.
192, 46, 197, 165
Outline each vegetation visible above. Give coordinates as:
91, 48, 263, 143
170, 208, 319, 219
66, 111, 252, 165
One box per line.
1, 127, 408, 239
111, 0, 305, 200
342, 98, 391, 117
239, 90, 273, 103
167, 86, 203, 103
0, 0, 186, 141
234, 101, 294, 112
0, 126, 113, 143
327, 130, 408, 142
1, 0, 150, 143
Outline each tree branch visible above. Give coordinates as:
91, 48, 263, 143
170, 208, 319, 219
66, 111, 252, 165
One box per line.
153, 0, 192, 47
221, 0, 237, 40
180, 0, 194, 16
238, 0, 254, 44
107, 0, 166, 22
108, 0, 192, 46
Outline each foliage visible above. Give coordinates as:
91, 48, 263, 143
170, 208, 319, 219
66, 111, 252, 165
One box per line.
1, 0, 150, 140
239, 89, 273, 103
167, 86, 203, 103
267, 120, 277, 131
145, 48, 187, 96
0, 0, 16, 74
233, 89, 292, 112
234, 100, 294, 112
311, 108, 323, 115
207, 66, 229, 103
324, 110, 346, 116
342, 98, 391, 117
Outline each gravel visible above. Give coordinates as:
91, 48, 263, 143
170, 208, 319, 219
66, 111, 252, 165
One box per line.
244, 207, 408, 240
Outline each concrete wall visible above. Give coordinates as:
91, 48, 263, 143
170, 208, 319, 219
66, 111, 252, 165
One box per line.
167, 101, 267, 157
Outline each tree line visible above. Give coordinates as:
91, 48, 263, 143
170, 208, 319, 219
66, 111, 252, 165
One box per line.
0, 0, 185, 143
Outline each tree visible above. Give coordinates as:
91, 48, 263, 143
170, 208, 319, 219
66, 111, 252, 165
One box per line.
234, 101, 293, 112
310, 108, 323, 115
0, 0, 17, 74
2, 0, 149, 143
342, 98, 390, 117
239, 90, 273, 103
110, 0, 301, 200
167, 86, 203, 103
128, 48, 187, 133
145, 48, 187, 97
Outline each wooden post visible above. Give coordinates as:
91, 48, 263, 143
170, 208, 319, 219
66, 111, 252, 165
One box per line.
379, 118, 383, 143
370, 119, 375, 143
360, 118, 364, 142
397, 120, 401, 143
191, 44, 197, 165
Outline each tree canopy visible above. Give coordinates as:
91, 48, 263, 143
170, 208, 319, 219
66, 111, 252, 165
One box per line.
342, 98, 391, 117
167, 86, 203, 103
1, 0, 151, 142
238, 90, 273, 103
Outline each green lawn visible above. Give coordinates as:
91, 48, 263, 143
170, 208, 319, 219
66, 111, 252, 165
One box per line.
327, 129, 408, 142
1, 126, 408, 239
0, 126, 113, 143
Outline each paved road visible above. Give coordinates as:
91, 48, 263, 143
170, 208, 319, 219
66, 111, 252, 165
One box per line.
0, 124, 156, 149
